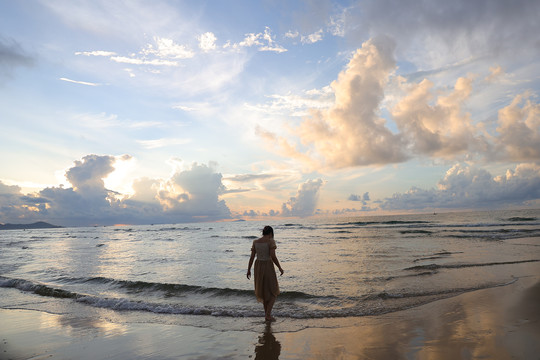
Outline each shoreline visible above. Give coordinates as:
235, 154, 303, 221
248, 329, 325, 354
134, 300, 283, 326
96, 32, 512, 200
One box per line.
1, 274, 538, 359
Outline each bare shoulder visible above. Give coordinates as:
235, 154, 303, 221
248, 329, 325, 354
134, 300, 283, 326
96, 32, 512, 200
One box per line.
254, 237, 273, 244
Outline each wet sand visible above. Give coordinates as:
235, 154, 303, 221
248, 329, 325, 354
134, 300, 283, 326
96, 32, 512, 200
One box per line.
1, 275, 538, 359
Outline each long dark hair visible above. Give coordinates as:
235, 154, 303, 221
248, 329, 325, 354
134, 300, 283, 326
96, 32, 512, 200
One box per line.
262, 225, 274, 236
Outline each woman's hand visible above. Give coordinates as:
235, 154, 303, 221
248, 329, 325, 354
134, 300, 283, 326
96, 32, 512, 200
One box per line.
246, 270, 251, 280
279, 268, 284, 276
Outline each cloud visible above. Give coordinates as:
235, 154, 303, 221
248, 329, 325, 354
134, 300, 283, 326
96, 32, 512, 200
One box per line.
348, 192, 370, 204
158, 162, 230, 218
485, 65, 504, 83
137, 138, 191, 149
225, 174, 279, 183
198, 32, 217, 52
391, 76, 487, 159
0, 37, 34, 81
230, 27, 287, 53
301, 29, 324, 44
76, 37, 194, 69
246, 86, 333, 117
347, 0, 540, 68
258, 36, 538, 169
60, 77, 101, 86
142, 37, 194, 59
290, 36, 408, 168
381, 163, 540, 210
284, 30, 299, 39
495, 92, 540, 162
281, 179, 324, 217
65, 155, 118, 192
0, 155, 231, 226
109, 56, 179, 66
75, 51, 117, 57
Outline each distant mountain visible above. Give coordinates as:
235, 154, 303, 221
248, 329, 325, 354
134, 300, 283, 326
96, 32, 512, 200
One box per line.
0, 221, 63, 230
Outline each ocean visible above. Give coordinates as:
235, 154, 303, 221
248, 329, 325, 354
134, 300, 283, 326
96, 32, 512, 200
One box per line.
1, 209, 539, 333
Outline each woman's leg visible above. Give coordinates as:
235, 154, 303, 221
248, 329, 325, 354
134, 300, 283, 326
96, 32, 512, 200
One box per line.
265, 296, 276, 321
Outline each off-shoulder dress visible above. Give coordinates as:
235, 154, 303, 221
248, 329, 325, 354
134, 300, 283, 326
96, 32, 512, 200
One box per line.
251, 239, 280, 302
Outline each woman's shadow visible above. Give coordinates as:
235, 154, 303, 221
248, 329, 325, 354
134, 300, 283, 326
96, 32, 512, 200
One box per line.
254, 323, 281, 360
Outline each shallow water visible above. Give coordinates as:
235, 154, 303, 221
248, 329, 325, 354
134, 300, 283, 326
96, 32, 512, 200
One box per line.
1, 209, 539, 332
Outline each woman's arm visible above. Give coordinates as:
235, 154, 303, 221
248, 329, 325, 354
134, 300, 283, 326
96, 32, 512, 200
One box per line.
270, 248, 284, 276
246, 248, 256, 279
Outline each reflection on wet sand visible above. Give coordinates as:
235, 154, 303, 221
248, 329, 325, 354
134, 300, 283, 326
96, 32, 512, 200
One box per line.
279, 278, 540, 359
255, 323, 281, 360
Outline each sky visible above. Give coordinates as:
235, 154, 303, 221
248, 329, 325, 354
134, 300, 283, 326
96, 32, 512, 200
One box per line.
1, 0, 540, 226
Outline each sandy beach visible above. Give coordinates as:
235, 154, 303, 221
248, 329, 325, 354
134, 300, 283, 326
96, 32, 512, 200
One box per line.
1, 273, 538, 360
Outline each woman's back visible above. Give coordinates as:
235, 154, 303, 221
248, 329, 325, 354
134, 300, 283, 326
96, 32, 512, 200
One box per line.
253, 239, 276, 261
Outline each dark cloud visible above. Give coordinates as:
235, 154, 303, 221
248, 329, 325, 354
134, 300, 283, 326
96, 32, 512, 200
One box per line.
347, 0, 540, 60
348, 192, 370, 203
0, 37, 34, 81
381, 163, 540, 210
0, 155, 231, 226
281, 178, 324, 217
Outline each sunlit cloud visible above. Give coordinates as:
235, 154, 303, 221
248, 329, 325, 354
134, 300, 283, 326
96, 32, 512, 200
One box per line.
258, 35, 539, 171
281, 178, 324, 217
264, 36, 407, 169
495, 92, 540, 162
391, 75, 485, 159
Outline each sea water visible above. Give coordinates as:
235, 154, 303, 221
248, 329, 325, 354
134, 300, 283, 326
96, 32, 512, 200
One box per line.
1, 209, 539, 332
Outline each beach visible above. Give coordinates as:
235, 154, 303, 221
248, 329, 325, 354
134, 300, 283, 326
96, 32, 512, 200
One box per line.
2, 271, 538, 359
1, 210, 539, 359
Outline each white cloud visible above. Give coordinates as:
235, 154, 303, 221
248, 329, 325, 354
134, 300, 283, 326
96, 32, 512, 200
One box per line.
233, 27, 287, 53
59, 77, 101, 86
328, 11, 346, 37
245, 86, 333, 117
301, 29, 324, 44
137, 138, 191, 149
142, 37, 194, 59
382, 163, 540, 210
284, 30, 299, 39
281, 179, 324, 217
109, 56, 179, 66
74, 50, 117, 57
198, 32, 217, 51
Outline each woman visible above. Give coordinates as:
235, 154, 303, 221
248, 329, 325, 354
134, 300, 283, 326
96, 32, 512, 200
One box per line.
247, 225, 284, 322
